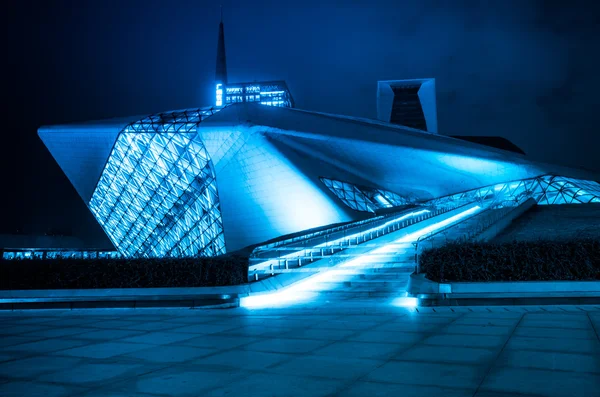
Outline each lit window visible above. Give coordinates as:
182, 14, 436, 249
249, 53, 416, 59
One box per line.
216, 84, 223, 107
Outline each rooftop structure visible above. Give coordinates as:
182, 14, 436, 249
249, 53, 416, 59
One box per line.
35, 12, 600, 259
214, 10, 293, 108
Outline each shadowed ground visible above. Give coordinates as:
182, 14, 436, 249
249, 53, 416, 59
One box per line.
1, 300, 599, 397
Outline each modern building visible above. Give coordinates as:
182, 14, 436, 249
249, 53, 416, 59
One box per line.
35, 13, 600, 260
213, 10, 293, 109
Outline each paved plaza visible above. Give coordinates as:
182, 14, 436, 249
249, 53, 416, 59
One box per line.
1, 301, 599, 397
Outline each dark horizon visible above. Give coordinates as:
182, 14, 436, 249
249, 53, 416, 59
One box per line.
3, 0, 600, 245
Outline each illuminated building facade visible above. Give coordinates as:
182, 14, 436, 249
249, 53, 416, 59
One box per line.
36, 13, 600, 259
213, 10, 293, 109
222, 81, 294, 108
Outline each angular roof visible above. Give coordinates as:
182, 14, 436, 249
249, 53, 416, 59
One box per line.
200, 104, 600, 200
38, 115, 142, 203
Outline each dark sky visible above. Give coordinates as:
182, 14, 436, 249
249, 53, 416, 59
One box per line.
3, 0, 600, 245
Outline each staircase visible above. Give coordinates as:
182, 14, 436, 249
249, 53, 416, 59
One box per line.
292, 243, 416, 300
243, 199, 534, 307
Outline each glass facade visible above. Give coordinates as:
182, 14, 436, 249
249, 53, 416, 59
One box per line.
221, 81, 294, 108
321, 175, 600, 214
320, 177, 411, 213
535, 175, 600, 205
1, 249, 120, 260
89, 108, 226, 258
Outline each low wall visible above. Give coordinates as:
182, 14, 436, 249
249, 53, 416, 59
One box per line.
407, 273, 600, 306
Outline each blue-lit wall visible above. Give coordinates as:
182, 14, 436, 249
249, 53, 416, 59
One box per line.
88, 109, 226, 258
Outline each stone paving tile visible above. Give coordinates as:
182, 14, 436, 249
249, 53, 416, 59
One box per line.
119, 331, 198, 345
479, 366, 600, 397
312, 340, 406, 360
395, 314, 459, 324
336, 381, 474, 397
242, 337, 331, 354
0, 324, 53, 335
442, 324, 514, 336
505, 336, 600, 355
105, 367, 246, 397
220, 325, 293, 337
38, 317, 110, 327
309, 320, 382, 330
37, 362, 146, 388
460, 311, 523, 319
122, 345, 216, 363
191, 349, 294, 370
21, 326, 99, 338
1, 337, 92, 354
421, 333, 508, 349
495, 349, 600, 373
474, 391, 547, 397
0, 353, 17, 363
394, 345, 497, 365
365, 360, 487, 389
166, 315, 234, 324
2, 306, 600, 397
55, 341, 156, 359
519, 317, 592, 330
521, 313, 589, 322
285, 327, 357, 341
73, 329, 147, 341
203, 372, 345, 397
178, 334, 259, 349
0, 380, 88, 397
0, 317, 61, 325
169, 323, 241, 335
0, 335, 44, 349
120, 321, 184, 331
272, 355, 384, 380
451, 317, 520, 326
513, 325, 598, 340
0, 355, 82, 380
85, 320, 142, 329
347, 330, 425, 345
371, 321, 445, 333
81, 391, 159, 397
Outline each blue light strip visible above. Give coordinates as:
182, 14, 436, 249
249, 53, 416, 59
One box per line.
240, 205, 480, 308
248, 209, 430, 272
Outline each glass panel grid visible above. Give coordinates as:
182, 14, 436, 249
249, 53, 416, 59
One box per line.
89, 107, 226, 258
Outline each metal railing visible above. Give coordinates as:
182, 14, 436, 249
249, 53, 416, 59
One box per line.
247, 201, 476, 281
414, 195, 534, 274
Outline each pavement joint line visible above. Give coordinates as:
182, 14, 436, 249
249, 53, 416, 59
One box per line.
586, 312, 600, 343
470, 311, 525, 397
324, 311, 470, 396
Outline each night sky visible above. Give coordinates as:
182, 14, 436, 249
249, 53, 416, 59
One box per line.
3, 0, 600, 245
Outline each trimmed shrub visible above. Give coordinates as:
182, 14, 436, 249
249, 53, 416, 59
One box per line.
420, 239, 600, 282
0, 255, 249, 290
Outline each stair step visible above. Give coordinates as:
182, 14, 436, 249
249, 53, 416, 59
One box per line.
308, 291, 407, 298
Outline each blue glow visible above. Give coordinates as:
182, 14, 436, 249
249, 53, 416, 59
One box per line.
249, 209, 430, 272
436, 154, 504, 174
390, 296, 419, 307
320, 177, 410, 213
340, 205, 480, 268
89, 108, 225, 258
216, 84, 223, 107
374, 194, 392, 207
241, 206, 479, 309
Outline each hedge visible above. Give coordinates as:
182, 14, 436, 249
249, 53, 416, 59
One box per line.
420, 239, 600, 282
0, 255, 249, 290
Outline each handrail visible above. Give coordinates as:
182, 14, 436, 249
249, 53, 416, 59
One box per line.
414, 194, 534, 273
247, 200, 477, 280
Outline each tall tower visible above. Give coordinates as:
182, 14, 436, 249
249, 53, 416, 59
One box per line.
215, 6, 227, 106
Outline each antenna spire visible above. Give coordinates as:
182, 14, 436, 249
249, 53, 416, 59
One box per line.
215, 5, 228, 85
